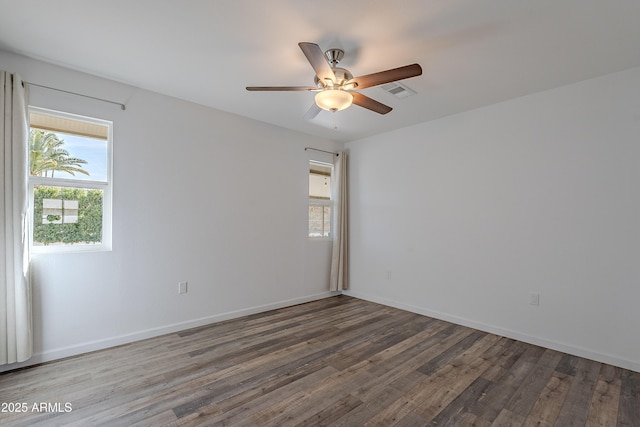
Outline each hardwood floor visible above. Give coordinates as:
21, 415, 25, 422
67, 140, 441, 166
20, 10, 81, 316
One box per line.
1, 295, 638, 426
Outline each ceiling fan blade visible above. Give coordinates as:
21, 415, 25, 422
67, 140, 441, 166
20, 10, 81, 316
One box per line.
246, 86, 318, 91
303, 103, 322, 121
349, 64, 422, 89
298, 42, 336, 84
351, 92, 393, 115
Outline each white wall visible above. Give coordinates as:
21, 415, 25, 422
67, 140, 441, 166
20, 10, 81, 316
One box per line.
1, 50, 341, 371
346, 67, 640, 372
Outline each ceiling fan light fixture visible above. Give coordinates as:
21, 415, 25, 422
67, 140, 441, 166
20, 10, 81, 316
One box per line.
315, 89, 353, 112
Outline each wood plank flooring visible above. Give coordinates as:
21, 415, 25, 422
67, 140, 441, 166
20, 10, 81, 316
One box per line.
0, 295, 638, 426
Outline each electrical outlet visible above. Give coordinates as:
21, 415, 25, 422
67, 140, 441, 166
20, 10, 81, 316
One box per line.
178, 281, 188, 294
529, 292, 540, 306
386, 270, 392, 280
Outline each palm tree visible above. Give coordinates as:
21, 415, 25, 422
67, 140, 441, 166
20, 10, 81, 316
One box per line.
29, 130, 90, 177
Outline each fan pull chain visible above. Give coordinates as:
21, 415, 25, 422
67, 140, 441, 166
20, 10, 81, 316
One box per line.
332, 111, 338, 130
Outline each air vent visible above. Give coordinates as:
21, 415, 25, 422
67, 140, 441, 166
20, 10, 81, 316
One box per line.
380, 82, 416, 99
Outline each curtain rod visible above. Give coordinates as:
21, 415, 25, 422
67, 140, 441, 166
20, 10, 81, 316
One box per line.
24, 81, 126, 110
305, 147, 339, 156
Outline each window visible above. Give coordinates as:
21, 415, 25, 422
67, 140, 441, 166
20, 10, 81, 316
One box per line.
309, 161, 332, 237
28, 107, 112, 252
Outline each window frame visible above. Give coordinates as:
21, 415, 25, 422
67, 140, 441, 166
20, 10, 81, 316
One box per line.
28, 106, 113, 253
308, 160, 333, 239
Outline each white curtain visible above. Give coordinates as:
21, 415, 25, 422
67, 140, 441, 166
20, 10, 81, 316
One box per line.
329, 152, 348, 291
1, 71, 32, 365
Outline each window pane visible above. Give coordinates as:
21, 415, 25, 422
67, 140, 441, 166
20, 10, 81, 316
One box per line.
309, 205, 324, 237
309, 173, 331, 199
33, 186, 103, 246
29, 129, 108, 182
308, 161, 333, 238
309, 204, 332, 237
323, 206, 331, 237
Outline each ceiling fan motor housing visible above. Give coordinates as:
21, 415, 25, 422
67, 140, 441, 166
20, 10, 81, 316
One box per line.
314, 67, 354, 87
312, 48, 354, 88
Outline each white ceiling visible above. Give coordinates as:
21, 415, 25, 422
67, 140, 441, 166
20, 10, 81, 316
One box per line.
1, 0, 639, 143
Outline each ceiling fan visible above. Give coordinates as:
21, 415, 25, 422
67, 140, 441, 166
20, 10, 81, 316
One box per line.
246, 42, 422, 119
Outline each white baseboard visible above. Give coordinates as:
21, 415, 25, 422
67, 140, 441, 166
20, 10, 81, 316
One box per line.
343, 290, 640, 373
1, 291, 340, 373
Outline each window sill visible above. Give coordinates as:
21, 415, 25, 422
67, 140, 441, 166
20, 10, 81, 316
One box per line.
31, 244, 112, 255
308, 237, 333, 242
